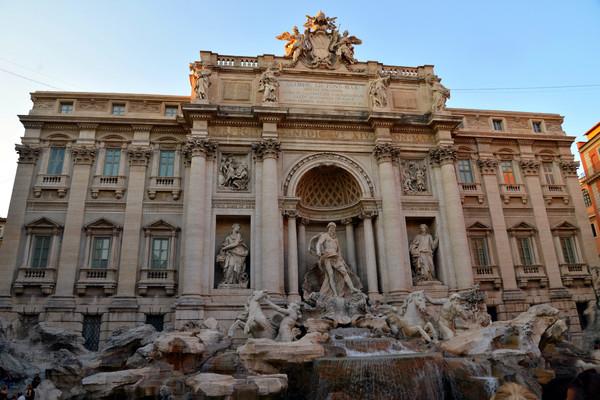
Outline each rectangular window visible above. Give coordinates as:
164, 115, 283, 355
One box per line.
583, 189, 592, 207
492, 119, 504, 131
91, 237, 111, 268
111, 103, 126, 116
592, 224, 597, 238
47, 147, 65, 175
164, 105, 178, 117
532, 121, 543, 133
457, 159, 474, 183
82, 315, 102, 351
59, 102, 73, 114
31, 235, 51, 268
560, 236, 578, 264
158, 150, 175, 177
146, 314, 165, 332
500, 161, 516, 184
542, 162, 555, 185
517, 237, 535, 266
151, 238, 170, 269
471, 237, 490, 266
103, 148, 121, 176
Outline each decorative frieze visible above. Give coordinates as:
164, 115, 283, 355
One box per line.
71, 146, 96, 165
15, 144, 40, 164
127, 146, 153, 166
559, 160, 579, 177
252, 139, 281, 160
519, 159, 540, 176
372, 143, 398, 163
183, 137, 218, 158
428, 146, 456, 166
477, 158, 498, 175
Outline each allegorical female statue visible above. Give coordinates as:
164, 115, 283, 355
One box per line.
217, 224, 249, 288
409, 224, 439, 282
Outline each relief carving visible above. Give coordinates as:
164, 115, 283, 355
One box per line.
401, 160, 428, 194
219, 154, 249, 191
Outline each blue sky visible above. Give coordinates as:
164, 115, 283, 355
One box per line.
0, 0, 599, 215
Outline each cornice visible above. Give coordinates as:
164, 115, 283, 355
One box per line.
455, 130, 575, 143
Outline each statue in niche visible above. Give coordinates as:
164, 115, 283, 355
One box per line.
189, 64, 211, 101
368, 74, 391, 108
217, 224, 249, 288
401, 160, 428, 194
258, 66, 279, 103
309, 222, 362, 298
410, 224, 439, 283
219, 155, 249, 190
429, 75, 450, 112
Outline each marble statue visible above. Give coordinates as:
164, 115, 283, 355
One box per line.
219, 155, 249, 190
276, 12, 362, 69
430, 76, 450, 112
426, 293, 470, 340
264, 300, 302, 342
258, 66, 279, 103
216, 224, 249, 288
189, 64, 211, 101
386, 291, 438, 342
410, 224, 439, 282
401, 160, 428, 194
310, 222, 361, 298
228, 290, 275, 339
368, 75, 390, 108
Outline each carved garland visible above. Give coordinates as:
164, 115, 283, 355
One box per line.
283, 152, 375, 197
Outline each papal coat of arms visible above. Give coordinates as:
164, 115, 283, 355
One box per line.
276, 11, 362, 69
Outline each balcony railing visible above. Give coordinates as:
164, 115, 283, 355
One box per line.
33, 174, 69, 198
458, 182, 484, 204
13, 267, 57, 295
560, 263, 592, 287
75, 268, 118, 295
515, 264, 548, 288
216, 56, 258, 68
472, 264, 502, 288
499, 184, 528, 204
542, 184, 569, 205
148, 176, 181, 200
90, 175, 127, 199
137, 268, 177, 296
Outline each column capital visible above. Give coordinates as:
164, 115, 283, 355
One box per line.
359, 208, 378, 219
428, 145, 456, 166
477, 158, 498, 175
127, 146, 153, 166
559, 160, 579, 177
252, 139, 281, 160
519, 159, 540, 176
282, 209, 298, 218
341, 218, 354, 225
184, 136, 218, 158
15, 144, 40, 164
71, 145, 96, 165
373, 143, 398, 164
299, 217, 310, 226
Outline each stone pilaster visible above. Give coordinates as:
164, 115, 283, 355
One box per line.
54, 145, 96, 298
341, 218, 357, 274
360, 209, 381, 300
284, 209, 300, 302
560, 160, 600, 271
297, 218, 308, 288
477, 157, 519, 291
519, 159, 563, 289
114, 146, 152, 298
253, 139, 283, 296
0, 145, 40, 306
373, 143, 411, 300
429, 145, 473, 289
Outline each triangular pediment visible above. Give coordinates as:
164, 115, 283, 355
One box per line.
25, 217, 62, 229
508, 222, 537, 232
84, 218, 120, 230
467, 221, 492, 231
551, 221, 578, 232
143, 219, 179, 232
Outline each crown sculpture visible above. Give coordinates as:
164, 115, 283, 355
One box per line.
276, 11, 362, 69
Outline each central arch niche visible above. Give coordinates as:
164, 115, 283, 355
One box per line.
296, 165, 362, 211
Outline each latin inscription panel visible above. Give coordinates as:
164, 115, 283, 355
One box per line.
279, 80, 367, 108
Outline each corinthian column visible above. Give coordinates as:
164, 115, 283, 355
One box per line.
341, 218, 357, 274
0, 144, 40, 306
253, 139, 283, 296
54, 146, 96, 297
180, 137, 217, 300
360, 209, 380, 300
373, 143, 411, 299
284, 209, 300, 302
519, 159, 563, 289
429, 146, 473, 289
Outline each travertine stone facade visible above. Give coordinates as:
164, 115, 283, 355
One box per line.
0, 13, 597, 345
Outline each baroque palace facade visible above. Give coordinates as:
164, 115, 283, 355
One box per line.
0, 12, 597, 347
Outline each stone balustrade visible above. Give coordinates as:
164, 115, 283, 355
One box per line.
499, 184, 528, 204
90, 175, 127, 199
148, 176, 182, 200
75, 268, 118, 295
515, 264, 548, 288
13, 267, 57, 295
559, 263, 592, 287
472, 264, 502, 289
541, 184, 569, 204
458, 182, 484, 204
33, 174, 70, 198
137, 268, 177, 296
216, 55, 259, 68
